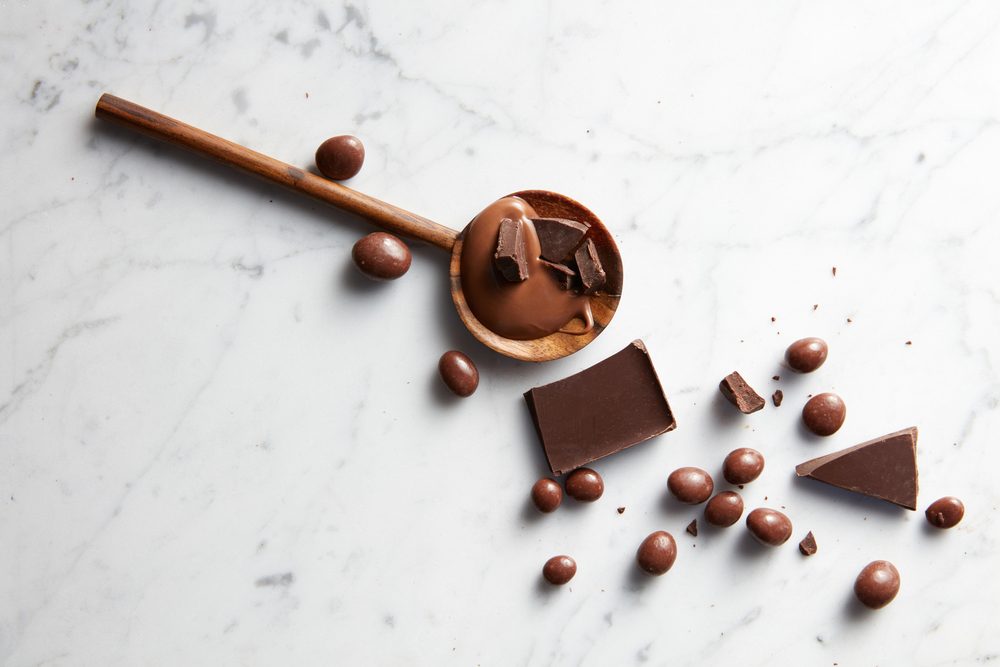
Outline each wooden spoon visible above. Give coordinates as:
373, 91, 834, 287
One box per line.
95, 94, 622, 362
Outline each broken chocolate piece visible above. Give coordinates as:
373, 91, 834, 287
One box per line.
538, 259, 576, 290
686, 519, 698, 536
617, 506, 626, 514
795, 427, 918, 510
719, 371, 765, 414
531, 217, 588, 262
493, 217, 528, 282
574, 238, 606, 294
524, 340, 676, 476
798, 531, 817, 556
772, 389, 783, 407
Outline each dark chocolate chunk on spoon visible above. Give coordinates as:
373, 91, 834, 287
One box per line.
532, 217, 589, 262
494, 217, 528, 282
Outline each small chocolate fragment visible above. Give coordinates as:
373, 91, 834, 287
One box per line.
538, 259, 576, 290
493, 218, 528, 282
795, 427, 918, 510
574, 238, 606, 294
542, 555, 577, 585
802, 392, 846, 436
565, 468, 604, 502
704, 491, 744, 527
686, 519, 698, 536
524, 341, 676, 475
719, 371, 765, 414
531, 478, 563, 513
438, 351, 479, 397
636, 531, 677, 575
531, 217, 588, 262
667, 467, 714, 505
925, 496, 964, 529
785, 337, 828, 373
854, 560, 900, 609
746, 508, 793, 546
352, 232, 411, 280
315, 135, 365, 180
617, 506, 625, 514
772, 389, 783, 407
798, 531, 818, 556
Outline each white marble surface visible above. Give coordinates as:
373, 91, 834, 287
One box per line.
2, 1, 1000, 664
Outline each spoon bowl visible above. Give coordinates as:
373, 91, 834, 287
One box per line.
450, 190, 622, 361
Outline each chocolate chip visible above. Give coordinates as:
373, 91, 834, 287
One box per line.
315, 135, 365, 180
772, 389, 783, 407
798, 531, 818, 556
746, 508, 793, 546
719, 371, 765, 414
531, 217, 588, 262
530, 478, 562, 513
493, 218, 528, 282
667, 467, 714, 504
636, 531, 677, 575
686, 519, 698, 536
704, 491, 744, 527
785, 337, 828, 373
722, 448, 764, 485
438, 350, 479, 397
542, 555, 577, 585
854, 560, 900, 609
925, 496, 964, 529
802, 392, 846, 436
351, 232, 411, 281
565, 467, 604, 502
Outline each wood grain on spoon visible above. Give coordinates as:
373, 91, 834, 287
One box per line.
95, 93, 458, 251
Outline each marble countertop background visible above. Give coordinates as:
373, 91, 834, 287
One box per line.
2, 1, 999, 665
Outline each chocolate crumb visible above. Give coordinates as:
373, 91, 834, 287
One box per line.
771, 317, 776, 322
772, 389, 783, 407
799, 531, 818, 556
905, 341, 912, 346
813, 304, 819, 311
832, 267, 837, 277
617, 507, 625, 514
686, 519, 698, 536
846, 318, 853, 323
772, 375, 780, 381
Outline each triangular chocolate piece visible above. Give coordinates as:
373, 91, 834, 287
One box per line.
795, 427, 918, 510
531, 217, 588, 262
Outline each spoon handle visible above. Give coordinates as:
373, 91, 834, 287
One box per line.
95, 94, 460, 252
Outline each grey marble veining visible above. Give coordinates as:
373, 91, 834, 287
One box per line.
2, 1, 999, 665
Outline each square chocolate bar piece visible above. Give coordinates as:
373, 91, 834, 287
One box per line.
524, 340, 677, 475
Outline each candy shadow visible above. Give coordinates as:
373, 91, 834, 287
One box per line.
519, 497, 549, 525
791, 472, 910, 519
733, 529, 775, 559
658, 490, 704, 519
428, 367, 465, 407
710, 391, 745, 428
920, 520, 949, 538
339, 258, 386, 293
842, 590, 874, 622
624, 562, 658, 591
534, 575, 562, 598
795, 417, 830, 444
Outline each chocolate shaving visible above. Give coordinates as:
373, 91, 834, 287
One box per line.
686, 519, 698, 536
772, 389, 783, 407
